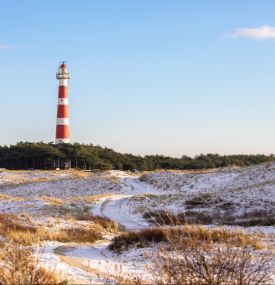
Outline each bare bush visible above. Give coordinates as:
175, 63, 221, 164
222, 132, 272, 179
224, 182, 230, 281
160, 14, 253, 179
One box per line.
150, 234, 273, 285
109, 224, 272, 285
0, 244, 63, 284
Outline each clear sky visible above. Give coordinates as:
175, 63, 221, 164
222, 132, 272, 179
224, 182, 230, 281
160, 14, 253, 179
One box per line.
1, 0, 275, 157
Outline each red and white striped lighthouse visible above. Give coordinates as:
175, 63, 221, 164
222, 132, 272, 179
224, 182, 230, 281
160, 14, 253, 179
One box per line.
55, 62, 70, 144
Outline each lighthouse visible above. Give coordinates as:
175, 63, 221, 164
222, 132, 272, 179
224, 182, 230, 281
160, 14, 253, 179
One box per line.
55, 62, 70, 144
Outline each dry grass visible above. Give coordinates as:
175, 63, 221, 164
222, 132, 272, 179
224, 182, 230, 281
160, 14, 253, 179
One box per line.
110, 227, 168, 252
0, 193, 24, 201
0, 213, 103, 245
146, 219, 273, 285
144, 210, 275, 227
41, 203, 119, 232
185, 193, 223, 209
0, 244, 63, 284
109, 225, 263, 253
40, 196, 65, 205
150, 238, 272, 285
0, 203, 118, 245
231, 210, 275, 226
47, 227, 102, 243
69, 193, 112, 203
69, 169, 92, 178
41, 203, 81, 217
74, 211, 119, 232
144, 210, 214, 225
109, 224, 272, 285
0, 214, 38, 245
3, 225, 102, 245
48, 202, 120, 233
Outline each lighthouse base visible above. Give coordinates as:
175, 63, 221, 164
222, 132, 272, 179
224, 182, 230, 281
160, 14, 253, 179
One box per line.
55, 138, 70, 144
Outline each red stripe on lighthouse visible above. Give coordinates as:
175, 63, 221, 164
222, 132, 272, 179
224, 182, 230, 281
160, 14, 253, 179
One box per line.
57, 105, 69, 118
56, 125, 70, 139
58, 86, 68, 98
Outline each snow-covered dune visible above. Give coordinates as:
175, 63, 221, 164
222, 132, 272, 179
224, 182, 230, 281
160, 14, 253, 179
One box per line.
0, 166, 274, 283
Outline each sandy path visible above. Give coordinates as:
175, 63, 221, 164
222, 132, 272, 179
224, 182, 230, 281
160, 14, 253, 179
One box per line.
53, 176, 156, 282
91, 176, 158, 230
92, 194, 148, 230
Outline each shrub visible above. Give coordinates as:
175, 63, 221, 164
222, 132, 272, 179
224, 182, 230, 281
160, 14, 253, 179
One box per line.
150, 240, 272, 285
0, 244, 63, 284
109, 225, 262, 253
109, 228, 167, 252
144, 210, 215, 225
144, 210, 275, 227
185, 193, 222, 209
231, 210, 275, 227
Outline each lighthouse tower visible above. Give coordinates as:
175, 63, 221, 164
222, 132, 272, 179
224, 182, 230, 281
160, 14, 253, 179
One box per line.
55, 62, 70, 144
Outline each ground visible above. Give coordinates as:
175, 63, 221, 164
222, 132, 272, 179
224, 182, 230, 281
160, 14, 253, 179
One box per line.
0, 165, 274, 283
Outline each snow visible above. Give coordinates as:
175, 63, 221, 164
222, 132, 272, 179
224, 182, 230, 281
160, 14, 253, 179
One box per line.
92, 194, 149, 230
58, 240, 152, 281
0, 170, 72, 186
36, 242, 105, 284
138, 164, 275, 216
91, 177, 159, 230
0, 166, 274, 282
0, 176, 120, 199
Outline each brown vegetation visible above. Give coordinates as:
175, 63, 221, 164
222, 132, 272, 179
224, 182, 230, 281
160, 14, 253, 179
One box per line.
75, 212, 119, 232
144, 209, 275, 227
150, 237, 272, 285
185, 193, 220, 209
0, 244, 63, 284
0, 213, 103, 245
40, 196, 65, 205
0, 214, 38, 245
48, 227, 102, 243
42, 202, 119, 233
109, 223, 272, 285
0, 193, 24, 201
109, 225, 263, 253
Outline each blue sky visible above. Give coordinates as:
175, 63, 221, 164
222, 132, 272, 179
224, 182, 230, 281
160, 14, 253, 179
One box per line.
1, 0, 275, 156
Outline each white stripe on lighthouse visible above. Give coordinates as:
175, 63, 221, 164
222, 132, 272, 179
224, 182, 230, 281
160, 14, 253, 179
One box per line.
56, 118, 69, 125
59, 79, 68, 86
58, 98, 69, 105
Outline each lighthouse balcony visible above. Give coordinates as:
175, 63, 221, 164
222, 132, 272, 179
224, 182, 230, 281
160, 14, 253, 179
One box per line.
56, 73, 70, 80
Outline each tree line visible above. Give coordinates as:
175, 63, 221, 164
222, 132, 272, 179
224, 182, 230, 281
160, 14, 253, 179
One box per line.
0, 142, 273, 171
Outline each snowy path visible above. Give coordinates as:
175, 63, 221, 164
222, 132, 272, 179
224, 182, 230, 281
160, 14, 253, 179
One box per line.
91, 176, 158, 230
54, 240, 149, 281
92, 194, 148, 230
37, 242, 106, 284
52, 176, 156, 282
